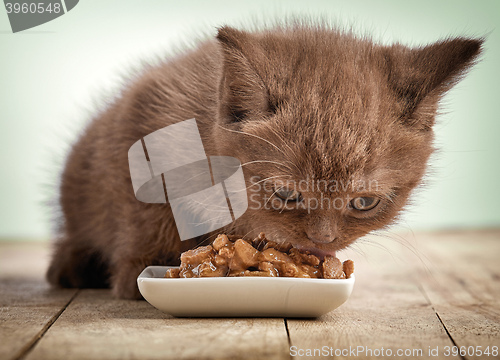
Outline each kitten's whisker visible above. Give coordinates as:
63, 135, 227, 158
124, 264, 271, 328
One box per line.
240, 159, 293, 172
368, 229, 433, 277
355, 236, 403, 263
241, 174, 292, 193
264, 187, 282, 208
263, 126, 302, 173
175, 168, 212, 184
240, 228, 256, 240
279, 198, 289, 213
265, 125, 295, 154
345, 243, 367, 258
384, 193, 395, 204
216, 124, 287, 156
196, 237, 213, 247
180, 198, 230, 210
371, 230, 420, 257
187, 214, 232, 226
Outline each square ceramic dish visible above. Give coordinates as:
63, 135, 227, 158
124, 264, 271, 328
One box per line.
137, 266, 355, 317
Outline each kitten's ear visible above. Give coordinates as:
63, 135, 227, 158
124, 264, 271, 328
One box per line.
216, 26, 271, 123
383, 37, 483, 129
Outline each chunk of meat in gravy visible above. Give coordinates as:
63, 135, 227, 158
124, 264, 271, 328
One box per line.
229, 239, 260, 272
322, 256, 345, 279
164, 233, 354, 279
342, 259, 355, 279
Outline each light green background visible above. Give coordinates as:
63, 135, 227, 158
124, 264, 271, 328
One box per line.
0, 0, 499, 240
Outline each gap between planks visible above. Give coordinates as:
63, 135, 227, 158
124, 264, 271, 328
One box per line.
13, 290, 80, 360
418, 283, 466, 360
284, 318, 292, 360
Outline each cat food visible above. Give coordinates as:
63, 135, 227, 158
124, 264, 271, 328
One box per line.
164, 233, 354, 279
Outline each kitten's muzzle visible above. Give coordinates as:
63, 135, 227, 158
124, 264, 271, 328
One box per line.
306, 231, 335, 244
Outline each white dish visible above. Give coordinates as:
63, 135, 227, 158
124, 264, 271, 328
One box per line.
137, 266, 355, 317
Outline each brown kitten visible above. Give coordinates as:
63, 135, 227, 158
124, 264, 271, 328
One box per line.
47, 22, 483, 299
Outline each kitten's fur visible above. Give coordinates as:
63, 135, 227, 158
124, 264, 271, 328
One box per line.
47, 22, 483, 299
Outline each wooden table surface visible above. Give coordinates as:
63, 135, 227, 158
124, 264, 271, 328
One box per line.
1, 230, 499, 360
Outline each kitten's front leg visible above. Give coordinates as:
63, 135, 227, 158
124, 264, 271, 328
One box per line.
109, 233, 200, 299
110, 258, 146, 300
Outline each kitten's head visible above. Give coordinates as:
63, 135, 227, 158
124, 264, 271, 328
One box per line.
211, 24, 482, 257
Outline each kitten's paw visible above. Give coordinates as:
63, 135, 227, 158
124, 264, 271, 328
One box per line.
46, 242, 110, 289
112, 282, 143, 300
111, 265, 144, 300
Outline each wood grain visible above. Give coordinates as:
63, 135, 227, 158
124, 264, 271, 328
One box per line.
0, 279, 77, 360
1, 231, 499, 360
286, 235, 460, 359
415, 230, 500, 360
25, 289, 290, 360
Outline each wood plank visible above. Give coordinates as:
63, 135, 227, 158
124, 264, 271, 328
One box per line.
415, 230, 500, 360
287, 234, 459, 359
0, 279, 77, 360
0, 241, 51, 280
25, 289, 290, 360
3, 231, 498, 360
0, 241, 78, 360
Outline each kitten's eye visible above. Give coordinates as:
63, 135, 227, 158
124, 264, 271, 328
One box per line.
229, 108, 248, 123
274, 187, 302, 202
350, 197, 380, 211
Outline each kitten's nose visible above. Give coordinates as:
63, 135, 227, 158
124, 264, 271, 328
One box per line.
306, 231, 334, 244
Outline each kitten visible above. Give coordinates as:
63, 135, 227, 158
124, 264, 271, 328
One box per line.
47, 22, 483, 299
